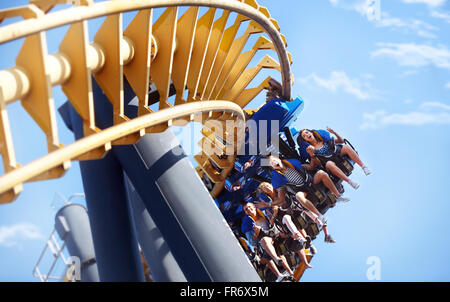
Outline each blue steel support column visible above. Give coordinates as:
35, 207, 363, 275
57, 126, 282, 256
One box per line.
119, 78, 260, 281
113, 129, 261, 281
59, 77, 260, 281
65, 104, 145, 282
124, 175, 187, 282
55, 204, 99, 282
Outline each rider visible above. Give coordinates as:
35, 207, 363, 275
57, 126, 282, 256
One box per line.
258, 181, 335, 244
297, 127, 371, 190
241, 202, 295, 280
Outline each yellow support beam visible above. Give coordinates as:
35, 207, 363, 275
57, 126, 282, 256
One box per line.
197, 10, 230, 100
234, 76, 271, 108
60, 21, 96, 133
151, 7, 178, 110
123, 9, 154, 117
0, 4, 43, 24
94, 14, 143, 144
94, 14, 125, 122
171, 7, 199, 105
209, 20, 264, 100
186, 7, 216, 101
203, 13, 249, 99
223, 54, 280, 101
217, 36, 274, 100
16, 32, 60, 152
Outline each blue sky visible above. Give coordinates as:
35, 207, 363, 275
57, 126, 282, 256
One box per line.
1, 0, 450, 282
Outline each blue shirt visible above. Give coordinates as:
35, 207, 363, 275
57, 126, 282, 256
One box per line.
241, 209, 268, 246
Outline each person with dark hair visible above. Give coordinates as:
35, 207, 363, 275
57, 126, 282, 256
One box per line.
266, 156, 338, 243
258, 181, 335, 244
241, 202, 295, 280
297, 127, 370, 190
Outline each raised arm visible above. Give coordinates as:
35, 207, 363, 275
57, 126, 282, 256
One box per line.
327, 127, 345, 144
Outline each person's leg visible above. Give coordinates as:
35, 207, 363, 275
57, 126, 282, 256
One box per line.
295, 192, 325, 219
313, 170, 341, 198
326, 161, 359, 189
260, 258, 282, 277
340, 144, 363, 167
279, 255, 295, 276
282, 215, 306, 242
300, 229, 308, 238
260, 237, 282, 263
340, 145, 371, 175
322, 225, 329, 237
260, 237, 293, 276
325, 161, 349, 182
297, 249, 313, 269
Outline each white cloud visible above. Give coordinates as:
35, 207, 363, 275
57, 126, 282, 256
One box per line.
445, 82, 450, 89
420, 101, 450, 110
298, 71, 378, 100
430, 10, 450, 23
361, 102, 450, 129
374, 13, 438, 39
399, 70, 420, 77
0, 223, 43, 248
401, 0, 447, 7
371, 43, 450, 70
329, 0, 339, 6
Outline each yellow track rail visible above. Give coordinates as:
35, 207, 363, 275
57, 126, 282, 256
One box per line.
0, 0, 293, 203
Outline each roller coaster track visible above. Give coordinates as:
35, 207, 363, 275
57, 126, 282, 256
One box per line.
0, 0, 293, 204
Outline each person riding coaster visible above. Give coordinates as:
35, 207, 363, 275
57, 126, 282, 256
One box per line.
241, 202, 296, 281
258, 190, 317, 267
268, 155, 350, 206
297, 128, 371, 190
258, 179, 336, 244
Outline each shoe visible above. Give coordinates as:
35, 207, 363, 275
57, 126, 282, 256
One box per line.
294, 233, 306, 246
275, 274, 285, 282
283, 276, 296, 282
336, 197, 350, 203
309, 244, 317, 255
318, 215, 328, 226
324, 234, 336, 243
362, 165, 371, 176
348, 180, 360, 190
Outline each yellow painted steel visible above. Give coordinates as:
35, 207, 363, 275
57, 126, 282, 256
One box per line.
0, 0, 292, 222
223, 54, 280, 101
93, 14, 125, 122
16, 32, 60, 152
234, 76, 271, 108
186, 7, 216, 101
197, 10, 230, 100
30, 0, 93, 14
294, 253, 313, 281
209, 20, 264, 100
123, 9, 153, 116
0, 0, 305, 279
171, 7, 199, 105
203, 13, 249, 99
217, 36, 274, 100
60, 21, 96, 133
0, 4, 43, 24
151, 7, 178, 110
0, 101, 18, 173
0, 101, 245, 203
